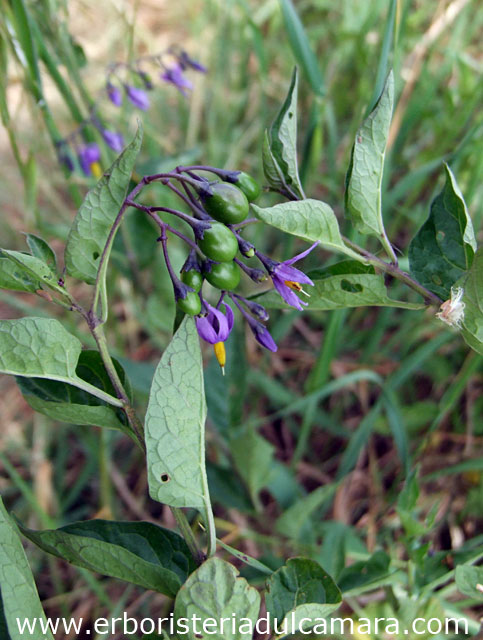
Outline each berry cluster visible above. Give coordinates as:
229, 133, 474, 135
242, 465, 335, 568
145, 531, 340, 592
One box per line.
128, 166, 317, 371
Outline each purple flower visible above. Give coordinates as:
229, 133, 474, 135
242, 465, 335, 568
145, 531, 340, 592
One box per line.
178, 51, 207, 73
102, 129, 124, 152
106, 83, 123, 107
77, 143, 101, 176
269, 242, 318, 311
196, 302, 234, 345
196, 302, 234, 374
161, 64, 193, 96
125, 86, 150, 111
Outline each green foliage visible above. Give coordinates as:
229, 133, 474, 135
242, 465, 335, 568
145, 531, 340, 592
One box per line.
409, 164, 477, 299
461, 247, 483, 354
64, 125, 143, 284
262, 68, 304, 199
174, 557, 260, 640
0, 497, 53, 640
145, 318, 212, 515
23, 233, 57, 271
0, 317, 122, 406
455, 565, 483, 600
231, 426, 275, 506
345, 72, 394, 251
265, 558, 341, 632
16, 351, 134, 437
18, 519, 195, 597
0, 250, 67, 299
252, 199, 360, 260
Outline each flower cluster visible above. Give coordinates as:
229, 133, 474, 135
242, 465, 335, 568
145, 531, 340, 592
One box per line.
56, 48, 205, 178
132, 165, 318, 373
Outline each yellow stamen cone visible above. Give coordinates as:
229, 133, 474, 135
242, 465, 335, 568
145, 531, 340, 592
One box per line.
284, 280, 310, 297
90, 161, 103, 179
213, 341, 226, 375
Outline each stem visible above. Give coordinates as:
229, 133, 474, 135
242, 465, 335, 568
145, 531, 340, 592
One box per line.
342, 236, 443, 306
172, 508, 205, 565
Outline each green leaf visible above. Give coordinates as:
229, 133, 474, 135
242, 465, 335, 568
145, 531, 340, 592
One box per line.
257, 273, 425, 311
16, 351, 133, 436
0, 496, 54, 640
231, 427, 275, 506
337, 550, 394, 595
345, 72, 394, 244
9, 0, 42, 99
262, 130, 289, 195
0, 250, 66, 298
460, 248, 483, 355
174, 557, 260, 640
279, 2, 325, 96
23, 233, 57, 271
18, 519, 195, 598
265, 558, 341, 634
0, 317, 123, 407
0, 256, 39, 292
266, 68, 304, 198
64, 125, 143, 284
145, 317, 211, 511
455, 565, 483, 600
409, 164, 477, 299
252, 199, 362, 260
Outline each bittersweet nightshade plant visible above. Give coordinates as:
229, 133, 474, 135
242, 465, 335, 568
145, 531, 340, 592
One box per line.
196, 302, 234, 372
77, 142, 101, 177
161, 64, 194, 96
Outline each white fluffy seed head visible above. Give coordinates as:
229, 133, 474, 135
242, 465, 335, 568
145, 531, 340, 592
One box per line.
436, 286, 465, 329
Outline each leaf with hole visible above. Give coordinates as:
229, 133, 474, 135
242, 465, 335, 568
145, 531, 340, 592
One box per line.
18, 519, 196, 598
256, 273, 425, 311
64, 125, 143, 284
264, 68, 304, 198
265, 557, 341, 634
16, 351, 133, 436
0, 317, 122, 406
174, 557, 260, 640
0, 496, 54, 640
409, 164, 477, 299
345, 72, 393, 246
145, 317, 211, 512
252, 199, 362, 260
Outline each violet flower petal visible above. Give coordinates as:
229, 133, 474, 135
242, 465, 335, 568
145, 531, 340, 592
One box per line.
126, 86, 150, 111
196, 316, 218, 344
282, 241, 319, 266
272, 276, 307, 311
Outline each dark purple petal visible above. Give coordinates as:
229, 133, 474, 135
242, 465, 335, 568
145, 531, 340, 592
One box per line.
161, 65, 193, 96
77, 143, 100, 176
222, 303, 235, 332
126, 86, 150, 111
282, 241, 319, 266
196, 315, 218, 344
106, 83, 123, 107
272, 276, 306, 311
209, 306, 231, 342
102, 130, 124, 152
251, 322, 278, 352
274, 263, 314, 286
77, 149, 91, 176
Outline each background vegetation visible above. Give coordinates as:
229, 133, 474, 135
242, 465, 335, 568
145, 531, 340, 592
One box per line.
0, 0, 481, 637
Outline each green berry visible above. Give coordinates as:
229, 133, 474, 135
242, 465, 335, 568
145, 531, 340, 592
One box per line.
205, 261, 241, 291
201, 182, 249, 224
234, 172, 261, 202
181, 269, 203, 292
198, 222, 238, 262
177, 290, 201, 316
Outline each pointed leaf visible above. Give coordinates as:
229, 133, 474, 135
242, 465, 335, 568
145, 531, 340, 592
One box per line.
409, 164, 477, 299
0, 256, 39, 292
231, 427, 275, 504
18, 519, 196, 598
461, 247, 483, 355
265, 557, 341, 634
145, 317, 210, 510
262, 130, 289, 194
16, 351, 133, 436
174, 557, 260, 640
455, 565, 483, 600
266, 68, 304, 198
0, 496, 54, 640
345, 71, 394, 240
65, 125, 143, 284
0, 318, 122, 406
24, 233, 57, 271
252, 199, 362, 260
